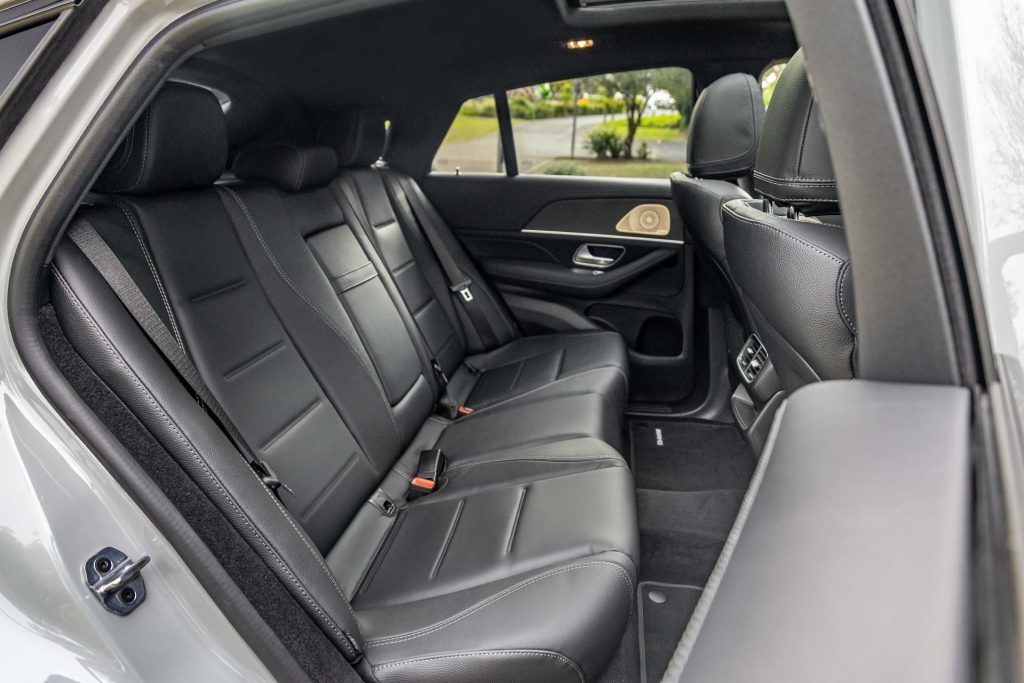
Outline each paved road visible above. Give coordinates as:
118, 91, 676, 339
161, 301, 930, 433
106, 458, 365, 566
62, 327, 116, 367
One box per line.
433, 114, 686, 173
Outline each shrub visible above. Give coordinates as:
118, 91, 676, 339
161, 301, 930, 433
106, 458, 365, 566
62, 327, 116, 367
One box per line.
509, 96, 536, 120
636, 142, 650, 160
459, 98, 496, 117
543, 161, 587, 176
586, 128, 625, 159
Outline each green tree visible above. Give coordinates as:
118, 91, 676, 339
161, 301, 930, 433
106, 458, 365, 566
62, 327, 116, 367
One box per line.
586, 70, 655, 158
653, 68, 694, 125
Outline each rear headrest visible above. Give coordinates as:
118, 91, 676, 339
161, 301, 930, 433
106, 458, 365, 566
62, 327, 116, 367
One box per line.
753, 49, 839, 211
686, 73, 764, 180
318, 109, 386, 168
94, 82, 227, 195
233, 144, 338, 192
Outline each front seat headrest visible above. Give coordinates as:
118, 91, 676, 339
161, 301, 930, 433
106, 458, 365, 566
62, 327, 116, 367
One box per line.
94, 82, 228, 195
686, 72, 764, 180
753, 49, 839, 212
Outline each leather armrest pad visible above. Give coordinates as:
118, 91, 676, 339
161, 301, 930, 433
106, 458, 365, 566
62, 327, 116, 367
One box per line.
669, 380, 972, 683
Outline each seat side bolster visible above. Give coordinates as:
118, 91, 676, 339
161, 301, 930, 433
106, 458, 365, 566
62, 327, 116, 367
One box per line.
50, 241, 365, 659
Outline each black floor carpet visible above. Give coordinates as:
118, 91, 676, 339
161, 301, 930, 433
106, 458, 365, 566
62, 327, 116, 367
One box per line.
621, 419, 755, 682
638, 582, 703, 682
631, 420, 753, 492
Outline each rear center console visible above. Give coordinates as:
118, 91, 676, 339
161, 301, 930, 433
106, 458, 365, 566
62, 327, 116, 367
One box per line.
731, 335, 784, 455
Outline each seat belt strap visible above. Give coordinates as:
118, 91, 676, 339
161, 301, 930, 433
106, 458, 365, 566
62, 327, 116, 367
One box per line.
67, 220, 291, 499
335, 177, 462, 417
380, 169, 500, 349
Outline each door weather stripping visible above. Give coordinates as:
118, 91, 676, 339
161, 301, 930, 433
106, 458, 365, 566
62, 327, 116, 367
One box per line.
85, 546, 150, 616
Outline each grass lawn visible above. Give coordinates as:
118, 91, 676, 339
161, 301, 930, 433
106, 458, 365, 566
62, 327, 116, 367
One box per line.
441, 114, 500, 144
533, 158, 685, 179
603, 114, 688, 142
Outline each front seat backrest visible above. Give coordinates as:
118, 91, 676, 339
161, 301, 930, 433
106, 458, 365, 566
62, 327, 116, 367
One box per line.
723, 49, 856, 392
670, 72, 764, 327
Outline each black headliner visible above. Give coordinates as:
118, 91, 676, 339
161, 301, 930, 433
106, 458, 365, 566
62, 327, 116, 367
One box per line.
199, 0, 794, 106
188, 0, 795, 172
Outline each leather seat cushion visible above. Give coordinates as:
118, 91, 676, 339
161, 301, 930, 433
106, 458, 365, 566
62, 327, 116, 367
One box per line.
448, 330, 628, 415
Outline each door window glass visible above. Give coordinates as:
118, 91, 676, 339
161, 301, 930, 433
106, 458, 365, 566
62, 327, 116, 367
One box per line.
509, 68, 693, 178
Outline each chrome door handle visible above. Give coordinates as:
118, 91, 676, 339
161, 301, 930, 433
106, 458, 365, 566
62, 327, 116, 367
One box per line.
574, 243, 625, 269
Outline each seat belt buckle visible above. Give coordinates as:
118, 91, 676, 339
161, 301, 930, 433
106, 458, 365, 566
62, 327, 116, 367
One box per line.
457, 405, 474, 416
451, 279, 474, 302
408, 448, 446, 500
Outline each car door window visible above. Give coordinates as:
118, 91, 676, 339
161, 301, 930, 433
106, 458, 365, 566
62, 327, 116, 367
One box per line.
431, 94, 505, 174
508, 68, 693, 178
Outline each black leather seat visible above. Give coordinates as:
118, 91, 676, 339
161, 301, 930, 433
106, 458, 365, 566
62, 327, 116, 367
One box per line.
310, 113, 630, 415
722, 49, 855, 392
670, 72, 764, 326
50, 83, 637, 682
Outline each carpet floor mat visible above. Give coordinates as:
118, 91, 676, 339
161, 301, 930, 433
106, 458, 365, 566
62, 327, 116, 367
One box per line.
623, 418, 755, 681
631, 419, 753, 491
638, 582, 703, 682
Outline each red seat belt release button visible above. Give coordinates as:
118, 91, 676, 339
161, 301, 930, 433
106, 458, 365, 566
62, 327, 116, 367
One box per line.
411, 476, 436, 491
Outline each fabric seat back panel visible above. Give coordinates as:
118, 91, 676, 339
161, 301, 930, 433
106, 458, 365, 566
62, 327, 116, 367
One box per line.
123, 193, 379, 549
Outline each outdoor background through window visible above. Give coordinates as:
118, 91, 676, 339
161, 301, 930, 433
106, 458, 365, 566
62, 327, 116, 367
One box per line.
760, 60, 787, 106
433, 68, 695, 178
432, 64, 789, 179
510, 68, 693, 178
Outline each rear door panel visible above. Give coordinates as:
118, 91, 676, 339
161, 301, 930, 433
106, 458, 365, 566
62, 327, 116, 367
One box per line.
425, 173, 694, 404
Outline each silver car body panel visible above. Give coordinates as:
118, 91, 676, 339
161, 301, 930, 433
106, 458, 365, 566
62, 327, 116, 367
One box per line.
0, 0, 276, 678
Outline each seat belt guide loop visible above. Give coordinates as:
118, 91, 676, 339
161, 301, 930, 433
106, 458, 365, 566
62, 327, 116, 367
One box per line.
451, 279, 474, 302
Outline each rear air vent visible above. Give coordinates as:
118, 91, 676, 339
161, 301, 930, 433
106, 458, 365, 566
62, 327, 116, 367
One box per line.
737, 335, 769, 384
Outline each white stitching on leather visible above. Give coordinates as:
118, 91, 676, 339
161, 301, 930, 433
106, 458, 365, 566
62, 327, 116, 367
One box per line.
371, 649, 585, 682
445, 454, 623, 471
220, 185, 402, 441
106, 125, 135, 174
754, 170, 836, 184
459, 367, 627, 417
837, 261, 857, 334
53, 270, 363, 654
723, 204, 844, 264
110, 107, 152, 193
108, 199, 185, 350
364, 560, 633, 646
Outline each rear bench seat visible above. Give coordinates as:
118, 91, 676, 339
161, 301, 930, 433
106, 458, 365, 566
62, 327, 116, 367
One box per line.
51, 83, 637, 682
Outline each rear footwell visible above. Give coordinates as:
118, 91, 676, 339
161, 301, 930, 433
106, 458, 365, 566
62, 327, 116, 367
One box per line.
631, 419, 754, 681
